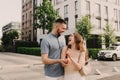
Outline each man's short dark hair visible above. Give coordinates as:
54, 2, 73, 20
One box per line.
55, 18, 66, 24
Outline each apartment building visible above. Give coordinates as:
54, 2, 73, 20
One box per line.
22, 0, 50, 42
53, 0, 120, 33
50, 0, 120, 48
22, 0, 120, 47
2, 22, 21, 39
22, 0, 36, 41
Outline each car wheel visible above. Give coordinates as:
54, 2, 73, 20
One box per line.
112, 54, 117, 61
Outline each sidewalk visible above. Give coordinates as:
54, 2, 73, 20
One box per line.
40, 59, 120, 80
97, 74, 120, 80
0, 52, 42, 80
86, 72, 120, 80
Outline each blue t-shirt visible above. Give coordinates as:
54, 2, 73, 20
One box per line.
41, 33, 65, 77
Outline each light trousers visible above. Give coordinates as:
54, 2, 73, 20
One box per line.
45, 76, 64, 80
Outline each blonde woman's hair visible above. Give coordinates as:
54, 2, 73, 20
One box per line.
73, 32, 88, 61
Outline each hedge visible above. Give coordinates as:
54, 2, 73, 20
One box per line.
0, 45, 5, 52
88, 48, 102, 59
17, 47, 102, 59
17, 47, 41, 56
14, 40, 39, 52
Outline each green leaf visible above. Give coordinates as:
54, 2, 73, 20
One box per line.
76, 16, 93, 40
33, 0, 59, 34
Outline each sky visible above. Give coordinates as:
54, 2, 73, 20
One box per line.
0, 0, 22, 38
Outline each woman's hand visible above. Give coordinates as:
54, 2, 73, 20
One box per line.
60, 59, 69, 67
66, 50, 72, 59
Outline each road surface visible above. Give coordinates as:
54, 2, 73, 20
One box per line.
0, 52, 120, 80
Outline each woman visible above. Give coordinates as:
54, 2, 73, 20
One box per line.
61, 32, 88, 80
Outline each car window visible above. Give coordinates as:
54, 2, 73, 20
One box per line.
107, 46, 117, 50
112, 44, 120, 46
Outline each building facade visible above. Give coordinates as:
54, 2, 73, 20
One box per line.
2, 22, 21, 39
50, 0, 120, 48
22, 0, 120, 47
22, 0, 37, 41
22, 0, 49, 42
52, 0, 120, 35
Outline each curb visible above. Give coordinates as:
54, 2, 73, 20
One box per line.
0, 63, 42, 70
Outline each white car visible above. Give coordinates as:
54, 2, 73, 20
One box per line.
112, 42, 120, 46
98, 46, 120, 61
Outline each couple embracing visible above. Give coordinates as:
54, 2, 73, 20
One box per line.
41, 19, 88, 80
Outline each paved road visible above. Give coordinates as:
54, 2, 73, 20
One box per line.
0, 52, 42, 80
98, 74, 120, 80
0, 52, 120, 80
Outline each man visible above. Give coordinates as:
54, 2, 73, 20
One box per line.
41, 18, 67, 80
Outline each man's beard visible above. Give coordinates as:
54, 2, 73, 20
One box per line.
57, 29, 61, 37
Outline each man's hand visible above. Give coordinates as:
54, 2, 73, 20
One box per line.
60, 59, 69, 67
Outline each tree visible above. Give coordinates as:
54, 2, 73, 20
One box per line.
34, 0, 59, 34
1, 30, 19, 51
76, 16, 93, 40
103, 23, 117, 47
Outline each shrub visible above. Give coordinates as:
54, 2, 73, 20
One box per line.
17, 47, 41, 56
88, 48, 102, 59
87, 35, 102, 48
14, 40, 40, 52
0, 45, 5, 52
5, 45, 13, 52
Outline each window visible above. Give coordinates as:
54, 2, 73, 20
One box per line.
29, 11, 32, 26
26, 13, 27, 20
64, 5, 68, 18
95, 4, 100, 17
104, 6, 108, 19
56, 0, 58, 4
22, 15, 24, 21
26, 31, 27, 35
119, 22, 120, 30
105, 0, 108, 2
75, 15, 78, 26
22, 0, 25, 3
56, 8, 60, 15
114, 9, 117, 21
103, 20, 108, 28
112, 0, 119, 4
118, 0, 120, 5
115, 0, 118, 4
29, 0, 32, 8
26, 21, 27, 28
75, 1, 78, 12
22, 0, 24, 3
64, 18, 69, 29
119, 10, 120, 21
56, 0, 60, 5
55, 0, 63, 5
35, 0, 37, 5
22, 22, 24, 27
86, 1, 90, 15
29, 11, 32, 18
102, 0, 108, 2
114, 22, 118, 31
29, 30, 31, 41
54, 0, 56, 5
95, 18, 101, 29
22, 32, 24, 35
